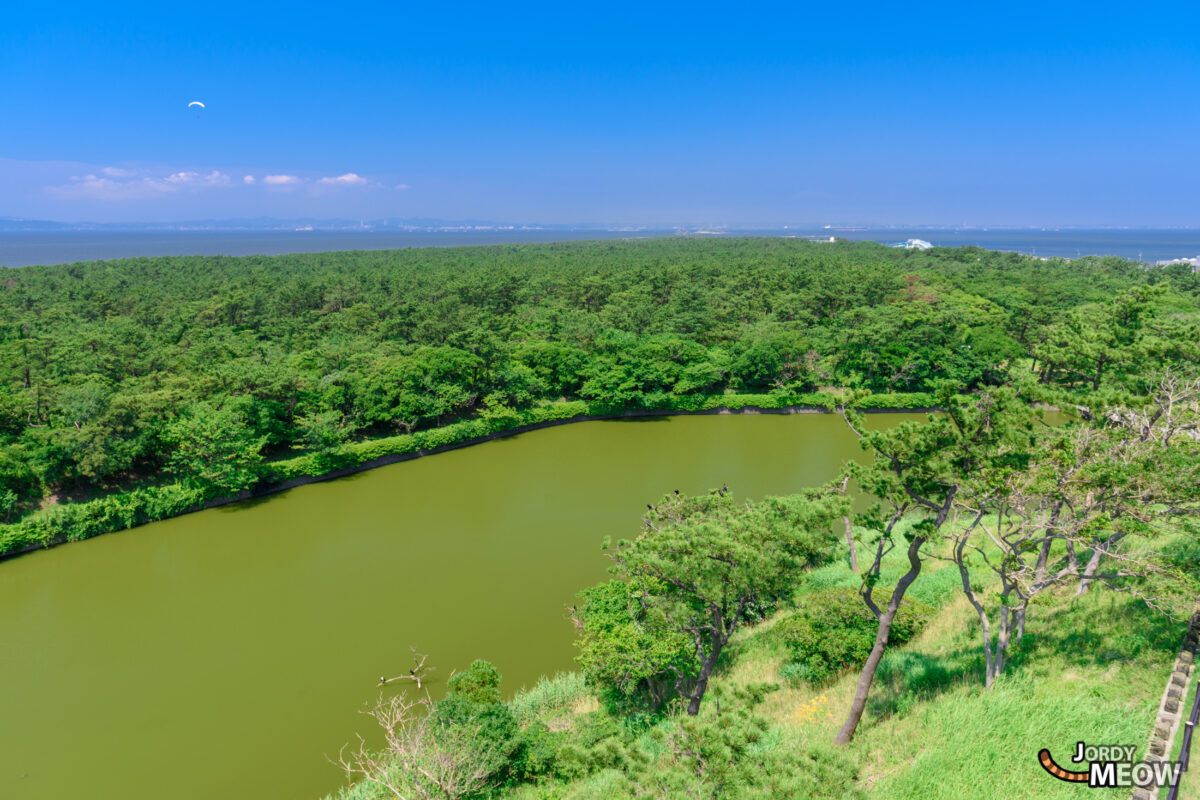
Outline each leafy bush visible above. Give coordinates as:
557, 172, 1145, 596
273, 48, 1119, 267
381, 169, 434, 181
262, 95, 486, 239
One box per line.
632, 685, 865, 800
572, 579, 693, 709
776, 587, 933, 684
447, 659, 504, 705
0, 389, 951, 558
854, 392, 938, 409
0, 482, 208, 555
436, 659, 541, 786
777, 661, 815, 686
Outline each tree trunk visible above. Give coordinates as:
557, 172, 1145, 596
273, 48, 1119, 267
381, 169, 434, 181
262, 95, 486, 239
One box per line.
1076, 531, 1127, 595
678, 606, 732, 717
845, 514, 857, 573
1034, 499, 1064, 585
840, 476, 857, 572
1034, 538, 1051, 585
835, 535, 926, 745
1065, 539, 1079, 573
1076, 547, 1104, 595
979, 611, 995, 689
993, 607, 1011, 683
956, 535, 997, 688
685, 638, 722, 716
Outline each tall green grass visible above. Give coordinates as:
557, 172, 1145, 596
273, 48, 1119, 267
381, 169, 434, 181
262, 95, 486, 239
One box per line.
852, 588, 1178, 799
509, 672, 590, 726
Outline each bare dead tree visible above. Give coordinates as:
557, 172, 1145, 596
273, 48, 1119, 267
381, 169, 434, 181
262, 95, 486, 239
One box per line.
379, 647, 433, 689
335, 691, 495, 800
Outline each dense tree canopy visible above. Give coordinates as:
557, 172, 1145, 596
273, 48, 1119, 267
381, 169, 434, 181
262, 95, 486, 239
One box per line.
592, 489, 845, 714
1, 238, 1196, 519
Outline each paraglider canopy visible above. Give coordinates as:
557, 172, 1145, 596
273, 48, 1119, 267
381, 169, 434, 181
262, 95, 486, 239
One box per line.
187, 101, 205, 108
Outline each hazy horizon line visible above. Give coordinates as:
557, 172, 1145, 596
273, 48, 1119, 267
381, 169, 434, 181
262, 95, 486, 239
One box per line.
4, 215, 1199, 232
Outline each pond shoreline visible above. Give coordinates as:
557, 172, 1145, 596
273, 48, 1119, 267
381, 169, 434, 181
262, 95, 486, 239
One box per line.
0, 404, 937, 562
2, 404, 912, 800
257, 402, 937, 494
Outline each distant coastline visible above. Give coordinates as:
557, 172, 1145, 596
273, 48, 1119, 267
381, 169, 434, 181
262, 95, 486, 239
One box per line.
4, 228, 1200, 268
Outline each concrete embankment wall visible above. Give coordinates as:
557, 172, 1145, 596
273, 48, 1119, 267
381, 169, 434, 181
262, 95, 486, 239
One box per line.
1133, 606, 1200, 800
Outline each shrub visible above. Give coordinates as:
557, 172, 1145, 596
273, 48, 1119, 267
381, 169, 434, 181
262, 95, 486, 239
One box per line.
634, 685, 865, 799
776, 587, 933, 684
447, 659, 504, 705
572, 579, 693, 709
854, 392, 938, 409
437, 660, 524, 785
778, 661, 814, 686
0, 482, 210, 555
509, 721, 564, 781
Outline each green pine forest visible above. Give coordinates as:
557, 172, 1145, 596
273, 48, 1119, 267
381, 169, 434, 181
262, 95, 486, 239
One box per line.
3, 237, 1200, 799
2, 237, 1197, 553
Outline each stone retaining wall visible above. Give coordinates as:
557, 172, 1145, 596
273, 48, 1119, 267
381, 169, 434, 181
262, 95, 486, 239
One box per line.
1133, 606, 1200, 800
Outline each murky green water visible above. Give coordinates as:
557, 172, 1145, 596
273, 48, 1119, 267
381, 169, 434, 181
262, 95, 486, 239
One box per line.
0, 413, 921, 800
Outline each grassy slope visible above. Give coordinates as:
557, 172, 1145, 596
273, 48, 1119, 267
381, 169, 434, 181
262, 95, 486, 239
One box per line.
507, 548, 1188, 799
327, 528, 1194, 800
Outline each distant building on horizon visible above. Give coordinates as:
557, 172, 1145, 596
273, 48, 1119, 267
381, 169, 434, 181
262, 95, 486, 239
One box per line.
893, 238, 934, 250
1157, 255, 1200, 270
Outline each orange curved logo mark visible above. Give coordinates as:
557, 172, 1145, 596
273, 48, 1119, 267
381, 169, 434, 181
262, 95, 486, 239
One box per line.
1038, 749, 1089, 783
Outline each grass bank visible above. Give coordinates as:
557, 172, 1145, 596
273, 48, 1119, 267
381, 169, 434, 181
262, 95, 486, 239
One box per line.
326, 534, 1190, 800
0, 390, 937, 559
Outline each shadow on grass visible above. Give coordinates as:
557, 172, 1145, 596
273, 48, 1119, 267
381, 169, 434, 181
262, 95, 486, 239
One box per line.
1007, 594, 1180, 673
864, 592, 1184, 719
868, 646, 984, 718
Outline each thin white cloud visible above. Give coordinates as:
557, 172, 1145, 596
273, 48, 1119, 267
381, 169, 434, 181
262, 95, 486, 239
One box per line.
50, 168, 233, 199
318, 173, 368, 185
40, 162, 401, 206
164, 170, 229, 185
52, 176, 175, 200
395, 183, 411, 190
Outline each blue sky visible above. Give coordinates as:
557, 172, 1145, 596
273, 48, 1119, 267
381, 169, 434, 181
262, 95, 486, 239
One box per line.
3, 2, 1198, 225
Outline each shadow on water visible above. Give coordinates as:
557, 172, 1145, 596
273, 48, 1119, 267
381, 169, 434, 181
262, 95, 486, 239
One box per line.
215, 490, 293, 512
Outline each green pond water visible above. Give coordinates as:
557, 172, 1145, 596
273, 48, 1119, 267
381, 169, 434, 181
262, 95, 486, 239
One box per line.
0, 412, 922, 800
